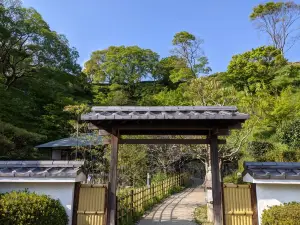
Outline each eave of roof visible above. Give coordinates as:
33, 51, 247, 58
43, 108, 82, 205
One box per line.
0, 160, 84, 178
81, 106, 249, 121
35, 134, 102, 148
243, 162, 300, 181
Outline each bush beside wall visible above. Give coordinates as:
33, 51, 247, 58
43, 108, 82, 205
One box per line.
0, 190, 68, 225
261, 202, 300, 225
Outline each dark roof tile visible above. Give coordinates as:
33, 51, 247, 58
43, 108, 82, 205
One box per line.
0, 161, 84, 178
244, 162, 300, 180
81, 106, 249, 121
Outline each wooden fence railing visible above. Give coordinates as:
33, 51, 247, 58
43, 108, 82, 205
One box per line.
116, 174, 188, 225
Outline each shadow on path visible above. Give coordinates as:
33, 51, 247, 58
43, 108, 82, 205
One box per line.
137, 178, 206, 225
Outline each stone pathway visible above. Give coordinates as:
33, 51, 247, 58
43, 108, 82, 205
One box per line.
137, 179, 205, 225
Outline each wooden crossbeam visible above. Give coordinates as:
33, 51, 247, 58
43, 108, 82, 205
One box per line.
117, 138, 226, 145
94, 128, 230, 136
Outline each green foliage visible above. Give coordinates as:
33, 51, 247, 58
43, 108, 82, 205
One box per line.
112, 144, 148, 187
185, 76, 238, 106
250, 2, 290, 19
169, 186, 184, 195
84, 46, 159, 85
152, 83, 191, 106
172, 31, 196, 45
223, 172, 244, 184
171, 31, 211, 78
272, 64, 300, 90
194, 205, 213, 225
0, 120, 45, 159
0, 1, 80, 88
247, 141, 274, 161
250, 1, 300, 52
1, 0, 300, 188
0, 190, 68, 225
155, 56, 191, 84
0, 2, 89, 158
261, 202, 300, 225
225, 46, 287, 91
278, 119, 300, 149
151, 172, 169, 183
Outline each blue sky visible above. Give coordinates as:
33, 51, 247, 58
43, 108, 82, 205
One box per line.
23, 0, 300, 73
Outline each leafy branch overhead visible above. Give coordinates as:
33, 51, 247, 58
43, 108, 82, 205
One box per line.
0, 0, 80, 88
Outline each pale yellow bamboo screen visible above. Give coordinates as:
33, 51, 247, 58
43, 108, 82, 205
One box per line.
223, 184, 253, 225
77, 184, 107, 225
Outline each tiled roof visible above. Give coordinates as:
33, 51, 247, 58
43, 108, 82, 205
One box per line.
243, 162, 300, 180
0, 161, 84, 178
36, 134, 102, 148
81, 106, 249, 121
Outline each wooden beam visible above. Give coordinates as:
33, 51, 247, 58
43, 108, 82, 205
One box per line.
106, 129, 119, 225
72, 182, 80, 225
251, 184, 258, 225
88, 123, 99, 130
118, 139, 226, 145
117, 124, 230, 130
121, 130, 229, 136
119, 129, 230, 136
89, 122, 231, 136
229, 123, 242, 130
99, 129, 111, 136
210, 134, 222, 225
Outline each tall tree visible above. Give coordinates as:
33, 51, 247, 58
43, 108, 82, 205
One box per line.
0, 0, 80, 88
223, 46, 287, 91
84, 46, 159, 103
171, 31, 211, 81
250, 1, 300, 53
84, 46, 159, 84
154, 56, 188, 85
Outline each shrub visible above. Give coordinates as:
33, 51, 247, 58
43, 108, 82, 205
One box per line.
247, 141, 274, 161
278, 120, 300, 149
194, 205, 213, 225
223, 172, 244, 184
261, 202, 300, 225
169, 186, 183, 195
0, 190, 68, 225
151, 172, 168, 183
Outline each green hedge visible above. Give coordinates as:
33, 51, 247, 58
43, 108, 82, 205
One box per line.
262, 202, 300, 225
0, 190, 68, 225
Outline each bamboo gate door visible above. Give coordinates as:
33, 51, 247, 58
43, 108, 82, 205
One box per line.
222, 183, 258, 225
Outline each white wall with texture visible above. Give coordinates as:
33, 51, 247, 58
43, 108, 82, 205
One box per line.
256, 183, 300, 225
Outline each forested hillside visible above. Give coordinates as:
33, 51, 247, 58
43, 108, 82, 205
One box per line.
1, 1, 300, 184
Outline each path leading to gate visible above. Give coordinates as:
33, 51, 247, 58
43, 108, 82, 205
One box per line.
138, 178, 206, 225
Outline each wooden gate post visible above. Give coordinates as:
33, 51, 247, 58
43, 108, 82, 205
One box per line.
72, 182, 80, 225
251, 184, 258, 225
107, 129, 119, 225
210, 133, 222, 225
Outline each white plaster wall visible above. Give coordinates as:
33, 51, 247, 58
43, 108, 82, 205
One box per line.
256, 183, 300, 225
0, 182, 75, 225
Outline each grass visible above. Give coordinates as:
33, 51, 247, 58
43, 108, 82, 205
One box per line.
194, 205, 213, 225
